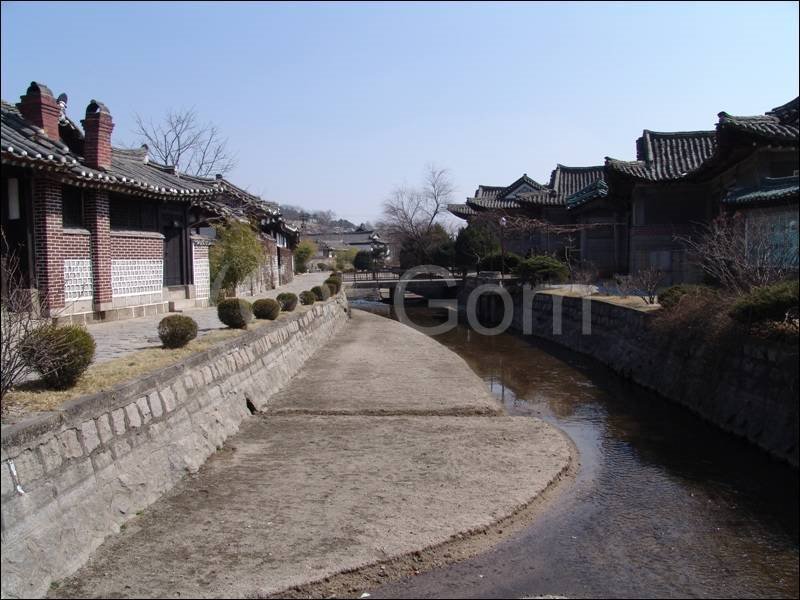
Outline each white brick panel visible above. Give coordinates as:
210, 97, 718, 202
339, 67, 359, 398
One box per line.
112, 260, 163, 298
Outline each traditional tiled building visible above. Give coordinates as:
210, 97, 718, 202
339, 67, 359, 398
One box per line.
304, 224, 389, 262
604, 99, 798, 284
1, 81, 297, 323
450, 96, 798, 284
604, 129, 718, 284
448, 166, 605, 259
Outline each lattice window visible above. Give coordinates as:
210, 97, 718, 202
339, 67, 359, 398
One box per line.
111, 260, 163, 297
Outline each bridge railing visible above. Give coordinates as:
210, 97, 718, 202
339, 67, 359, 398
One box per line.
341, 267, 460, 282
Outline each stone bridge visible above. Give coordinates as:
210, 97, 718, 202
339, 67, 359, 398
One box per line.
350, 277, 463, 300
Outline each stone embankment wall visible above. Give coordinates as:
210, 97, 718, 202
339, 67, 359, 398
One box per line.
462, 279, 798, 467
510, 292, 799, 467
0, 294, 349, 599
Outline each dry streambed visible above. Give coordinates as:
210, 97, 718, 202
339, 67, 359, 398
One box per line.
50, 310, 573, 599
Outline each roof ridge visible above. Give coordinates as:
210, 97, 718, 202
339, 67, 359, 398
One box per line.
642, 129, 716, 137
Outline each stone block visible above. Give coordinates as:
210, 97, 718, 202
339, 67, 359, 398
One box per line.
12, 449, 43, 487
148, 392, 163, 418
96, 414, 114, 444
39, 437, 63, 473
125, 403, 142, 429
1, 461, 15, 496
161, 387, 177, 412
58, 429, 84, 459
136, 396, 152, 424
91, 448, 114, 473
111, 437, 132, 460
111, 408, 126, 435
80, 420, 101, 454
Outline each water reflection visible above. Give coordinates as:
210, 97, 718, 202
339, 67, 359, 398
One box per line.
373, 307, 799, 599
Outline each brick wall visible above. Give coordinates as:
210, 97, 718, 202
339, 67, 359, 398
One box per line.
33, 178, 68, 312
278, 247, 294, 285
85, 190, 112, 305
110, 232, 163, 260
110, 232, 165, 299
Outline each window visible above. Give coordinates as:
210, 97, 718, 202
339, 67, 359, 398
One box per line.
109, 194, 158, 231
6, 178, 20, 220
62, 185, 84, 228
648, 250, 672, 270
633, 200, 645, 225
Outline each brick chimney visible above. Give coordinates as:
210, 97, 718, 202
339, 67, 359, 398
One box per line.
17, 82, 61, 141
81, 100, 114, 170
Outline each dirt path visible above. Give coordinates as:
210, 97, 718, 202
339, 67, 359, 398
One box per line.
51, 311, 573, 599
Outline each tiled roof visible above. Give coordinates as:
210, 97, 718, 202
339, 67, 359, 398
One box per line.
722, 176, 799, 206
548, 164, 605, 197
566, 180, 610, 210
605, 130, 717, 181
2, 99, 217, 199
447, 203, 476, 219
717, 97, 799, 142
518, 164, 606, 206
516, 189, 563, 206
474, 185, 505, 199
306, 230, 382, 245
494, 174, 547, 199
466, 196, 522, 210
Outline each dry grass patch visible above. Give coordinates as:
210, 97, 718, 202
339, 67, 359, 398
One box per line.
535, 288, 660, 312
2, 308, 309, 421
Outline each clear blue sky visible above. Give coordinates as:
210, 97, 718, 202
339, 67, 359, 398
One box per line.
2, 1, 798, 225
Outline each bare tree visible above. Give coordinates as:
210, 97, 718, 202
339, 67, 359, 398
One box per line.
1, 235, 72, 405
133, 108, 236, 177
676, 213, 799, 295
380, 164, 455, 262
614, 266, 663, 304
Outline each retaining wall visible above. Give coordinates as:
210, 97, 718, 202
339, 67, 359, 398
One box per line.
0, 293, 350, 599
506, 291, 799, 467
460, 278, 798, 466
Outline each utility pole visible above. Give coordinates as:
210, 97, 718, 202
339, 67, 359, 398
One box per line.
499, 216, 507, 284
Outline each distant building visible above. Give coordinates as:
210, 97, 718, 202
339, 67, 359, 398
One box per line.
303, 224, 390, 261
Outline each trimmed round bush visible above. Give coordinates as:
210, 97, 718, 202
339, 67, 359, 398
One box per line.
21, 325, 96, 389
217, 298, 253, 329
299, 290, 316, 305
730, 280, 799, 324
311, 285, 330, 301
479, 252, 522, 272
325, 276, 342, 294
276, 292, 298, 311
253, 298, 281, 320
158, 315, 198, 348
514, 256, 569, 285
658, 284, 716, 311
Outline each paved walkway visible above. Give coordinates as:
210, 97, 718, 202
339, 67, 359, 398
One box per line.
51, 310, 572, 599
87, 272, 331, 364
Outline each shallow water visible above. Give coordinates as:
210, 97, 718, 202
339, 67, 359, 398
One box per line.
372, 309, 799, 599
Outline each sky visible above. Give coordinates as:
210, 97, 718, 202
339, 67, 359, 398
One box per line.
2, 1, 798, 226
